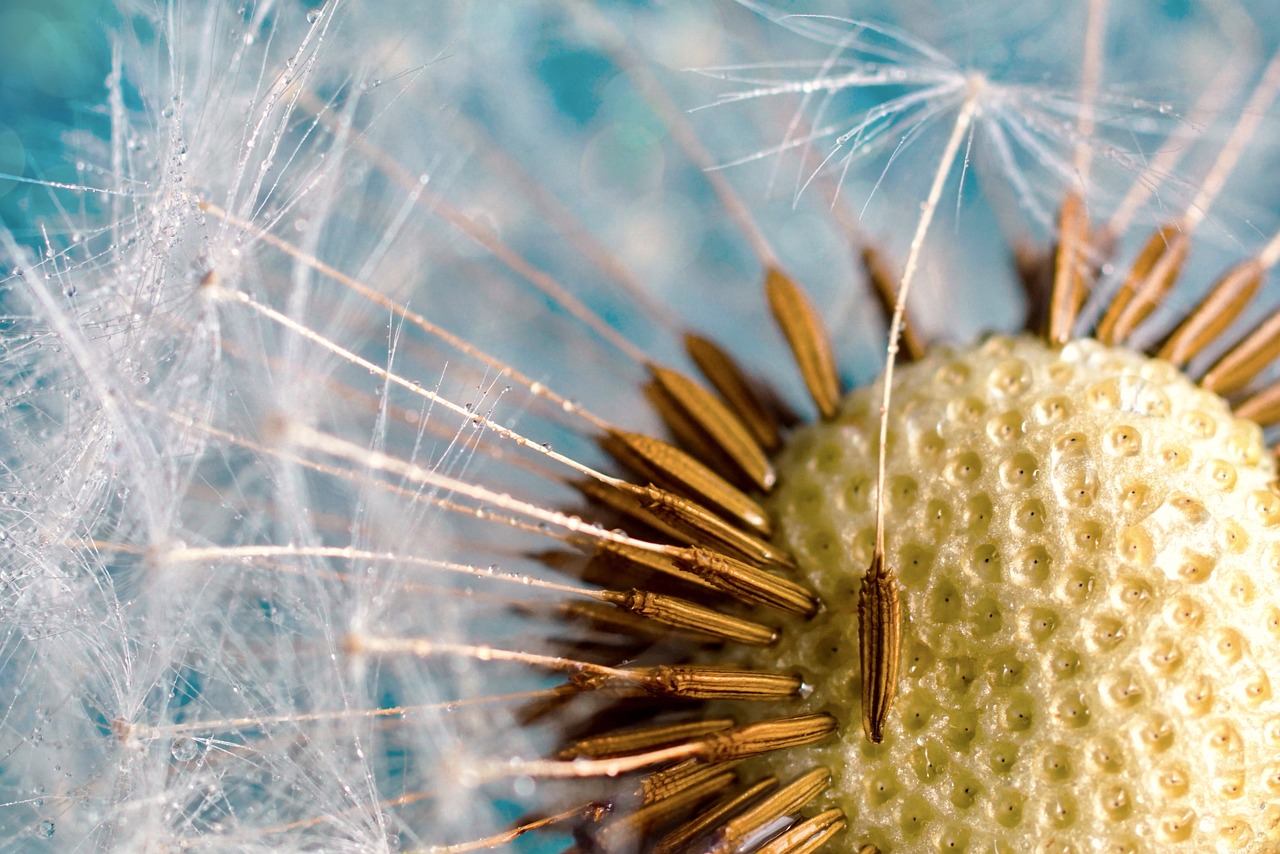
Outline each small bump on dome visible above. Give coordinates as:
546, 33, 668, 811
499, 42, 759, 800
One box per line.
1137, 714, 1176, 754
1268, 542, 1280, 575
866, 767, 899, 806
1053, 691, 1091, 729
1102, 669, 1145, 708
1134, 385, 1172, 417
964, 493, 993, 531
923, 498, 953, 537
1225, 574, 1254, 604
939, 656, 977, 693
888, 475, 918, 511
1087, 614, 1127, 652
1174, 550, 1215, 584
999, 452, 1038, 490
1012, 498, 1045, 534
1218, 817, 1255, 848
988, 649, 1026, 688
1264, 763, 1280, 794
814, 440, 845, 472
1206, 720, 1243, 755
929, 580, 964, 624
949, 770, 981, 809
944, 710, 980, 751
1022, 606, 1059, 642
1047, 360, 1074, 384
1118, 481, 1149, 516
1048, 647, 1082, 681
1218, 519, 1248, 552
990, 789, 1024, 828
1098, 784, 1132, 821
1086, 378, 1122, 410
1179, 409, 1217, 439
1053, 431, 1088, 455
1226, 418, 1265, 464
1206, 458, 1237, 491
987, 359, 1031, 398
1113, 575, 1153, 611
979, 335, 1015, 357
1104, 424, 1142, 456
1014, 544, 1052, 585
909, 739, 948, 784
947, 397, 986, 425
1155, 762, 1190, 797
968, 543, 1002, 582
1164, 595, 1204, 629
1166, 493, 1208, 523
916, 431, 946, 460
844, 473, 872, 510
1000, 693, 1035, 732
1158, 442, 1191, 470
1118, 526, 1153, 565
898, 542, 935, 586
1089, 735, 1126, 773
1156, 807, 1197, 842
988, 742, 1018, 773
934, 826, 969, 851
1241, 671, 1272, 705
1039, 744, 1074, 781
934, 360, 969, 387
1177, 676, 1208, 717
985, 410, 1024, 445
1248, 489, 1280, 526
898, 795, 933, 836
1033, 395, 1071, 424
899, 692, 936, 733
1144, 636, 1183, 674
1069, 519, 1102, 552
1043, 791, 1078, 828
1056, 566, 1095, 604
1211, 628, 1246, 664
946, 451, 983, 484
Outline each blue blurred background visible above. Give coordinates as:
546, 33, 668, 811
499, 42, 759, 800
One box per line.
0, 0, 113, 248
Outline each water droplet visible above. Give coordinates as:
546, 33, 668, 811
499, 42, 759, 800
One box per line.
170, 737, 199, 762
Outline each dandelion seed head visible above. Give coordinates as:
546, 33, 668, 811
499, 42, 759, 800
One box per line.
4, 0, 1280, 851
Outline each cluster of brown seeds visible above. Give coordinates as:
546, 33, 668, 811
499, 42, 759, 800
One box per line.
459, 169, 1280, 852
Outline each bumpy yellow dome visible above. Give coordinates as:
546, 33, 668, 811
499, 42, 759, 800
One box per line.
767, 334, 1280, 852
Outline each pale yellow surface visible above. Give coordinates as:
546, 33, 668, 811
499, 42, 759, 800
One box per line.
766, 335, 1280, 852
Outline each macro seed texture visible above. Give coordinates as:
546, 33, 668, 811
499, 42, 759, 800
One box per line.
767, 334, 1280, 852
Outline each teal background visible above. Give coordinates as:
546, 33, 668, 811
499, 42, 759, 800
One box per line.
0, 0, 113, 247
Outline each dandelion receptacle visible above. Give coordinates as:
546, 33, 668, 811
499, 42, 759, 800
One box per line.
2, 1, 1279, 851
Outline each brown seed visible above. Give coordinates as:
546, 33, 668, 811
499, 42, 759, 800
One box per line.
1157, 259, 1264, 367
1200, 308, 1280, 395
766, 266, 843, 419
859, 551, 902, 743
605, 588, 779, 646
708, 767, 831, 854
1236, 379, 1280, 427
862, 245, 925, 361
752, 808, 848, 854
607, 429, 772, 536
1048, 191, 1093, 346
648, 363, 777, 491
558, 718, 735, 760
685, 332, 784, 452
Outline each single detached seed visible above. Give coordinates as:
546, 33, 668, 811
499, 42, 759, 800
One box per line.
765, 334, 1280, 852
